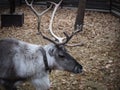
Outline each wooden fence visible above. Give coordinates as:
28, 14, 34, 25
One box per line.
0, 0, 120, 17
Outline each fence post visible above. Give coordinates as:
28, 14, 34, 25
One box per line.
74, 0, 86, 31
8, 0, 16, 14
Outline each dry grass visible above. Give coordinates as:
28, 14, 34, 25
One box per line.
0, 5, 120, 90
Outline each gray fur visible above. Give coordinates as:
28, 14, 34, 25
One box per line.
0, 38, 82, 90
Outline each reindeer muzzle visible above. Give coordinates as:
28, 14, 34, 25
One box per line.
73, 64, 83, 74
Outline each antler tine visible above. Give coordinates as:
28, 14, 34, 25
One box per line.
39, 32, 58, 45
48, 0, 65, 43
59, 25, 82, 46
25, 0, 39, 17
66, 42, 84, 47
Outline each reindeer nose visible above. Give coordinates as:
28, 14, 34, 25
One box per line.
74, 65, 83, 74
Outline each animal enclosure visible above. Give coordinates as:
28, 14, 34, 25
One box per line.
0, 2, 120, 90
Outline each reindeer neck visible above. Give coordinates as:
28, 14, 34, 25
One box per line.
43, 44, 56, 70
39, 46, 51, 73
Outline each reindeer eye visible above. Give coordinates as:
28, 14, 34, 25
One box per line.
58, 52, 65, 58
59, 54, 65, 58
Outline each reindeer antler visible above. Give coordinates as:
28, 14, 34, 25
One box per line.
25, 0, 53, 32
48, 0, 65, 43
45, 0, 83, 46
60, 25, 82, 45
25, 0, 83, 46
41, 24, 82, 46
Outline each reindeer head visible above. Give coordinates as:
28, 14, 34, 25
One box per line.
44, 44, 82, 74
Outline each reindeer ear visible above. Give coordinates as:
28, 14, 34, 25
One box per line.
48, 48, 54, 56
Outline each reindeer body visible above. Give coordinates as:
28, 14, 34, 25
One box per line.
0, 38, 51, 90
0, 38, 83, 90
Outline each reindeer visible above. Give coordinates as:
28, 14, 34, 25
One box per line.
0, 0, 83, 90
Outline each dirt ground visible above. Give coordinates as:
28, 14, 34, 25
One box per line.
0, 5, 120, 90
